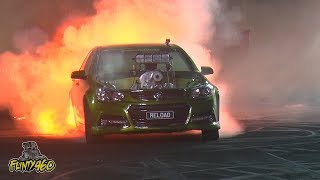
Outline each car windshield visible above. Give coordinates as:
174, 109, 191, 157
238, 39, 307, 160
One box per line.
93, 49, 196, 79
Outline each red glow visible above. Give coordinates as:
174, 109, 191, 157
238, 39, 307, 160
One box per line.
0, 0, 242, 137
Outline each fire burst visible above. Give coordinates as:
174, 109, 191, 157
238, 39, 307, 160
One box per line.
0, 0, 242, 137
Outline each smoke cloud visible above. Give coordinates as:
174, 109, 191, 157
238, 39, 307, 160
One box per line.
13, 27, 49, 53
211, 0, 320, 118
0, 0, 96, 53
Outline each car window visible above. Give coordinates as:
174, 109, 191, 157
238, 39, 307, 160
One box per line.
79, 51, 91, 71
98, 50, 133, 74
171, 52, 191, 71
95, 49, 194, 76
80, 50, 96, 74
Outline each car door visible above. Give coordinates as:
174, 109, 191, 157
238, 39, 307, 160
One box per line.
70, 50, 96, 125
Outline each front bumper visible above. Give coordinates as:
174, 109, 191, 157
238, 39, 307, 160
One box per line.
92, 122, 220, 135
85, 95, 220, 135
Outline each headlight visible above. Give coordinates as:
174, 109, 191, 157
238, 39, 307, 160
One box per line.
191, 85, 213, 98
96, 87, 124, 102
96, 88, 109, 101
191, 88, 201, 98
201, 86, 212, 97
112, 91, 124, 102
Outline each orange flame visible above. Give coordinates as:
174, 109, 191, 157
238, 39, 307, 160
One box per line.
0, 0, 242, 137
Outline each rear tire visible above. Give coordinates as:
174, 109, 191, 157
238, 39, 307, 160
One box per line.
84, 102, 104, 144
202, 129, 219, 141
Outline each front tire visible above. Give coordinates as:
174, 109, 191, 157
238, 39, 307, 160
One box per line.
84, 102, 104, 144
202, 129, 219, 141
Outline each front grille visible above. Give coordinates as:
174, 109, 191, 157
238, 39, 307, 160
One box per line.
190, 111, 216, 125
99, 115, 129, 128
128, 104, 190, 128
130, 89, 187, 101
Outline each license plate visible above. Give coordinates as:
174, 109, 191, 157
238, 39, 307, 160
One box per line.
146, 111, 174, 120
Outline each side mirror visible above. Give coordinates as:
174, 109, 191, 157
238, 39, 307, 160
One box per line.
71, 70, 87, 80
201, 66, 214, 75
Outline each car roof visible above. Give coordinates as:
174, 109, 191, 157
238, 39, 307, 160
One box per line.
95, 43, 181, 51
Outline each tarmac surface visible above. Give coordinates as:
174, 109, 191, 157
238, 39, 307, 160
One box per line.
0, 114, 320, 180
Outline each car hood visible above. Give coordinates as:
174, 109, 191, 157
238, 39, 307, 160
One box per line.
93, 72, 208, 90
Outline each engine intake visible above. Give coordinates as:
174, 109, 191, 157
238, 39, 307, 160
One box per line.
134, 54, 171, 64
139, 71, 164, 89
130, 51, 176, 90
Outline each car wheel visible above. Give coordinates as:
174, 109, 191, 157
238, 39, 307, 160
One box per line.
84, 102, 104, 144
201, 129, 219, 141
